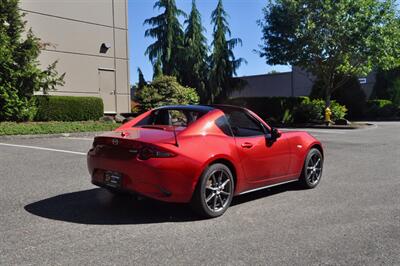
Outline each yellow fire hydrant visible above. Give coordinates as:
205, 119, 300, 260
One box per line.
325, 107, 332, 125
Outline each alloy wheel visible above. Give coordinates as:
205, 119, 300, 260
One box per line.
306, 153, 322, 185
204, 169, 232, 213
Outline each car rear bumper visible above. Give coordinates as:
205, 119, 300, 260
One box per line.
87, 149, 200, 203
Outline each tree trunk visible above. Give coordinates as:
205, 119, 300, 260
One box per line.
325, 84, 332, 108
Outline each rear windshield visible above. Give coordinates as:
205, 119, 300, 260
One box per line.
134, 109, 206, 128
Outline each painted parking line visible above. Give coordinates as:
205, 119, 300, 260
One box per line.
63, 137, 94, 141
0, 143, 86, 156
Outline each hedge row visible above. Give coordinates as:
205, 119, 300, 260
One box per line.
226, 97, 347, 125
34, 96, 104, 121
366, 99, 400, 119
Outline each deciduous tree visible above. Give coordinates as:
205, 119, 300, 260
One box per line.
258, 0, 400, 108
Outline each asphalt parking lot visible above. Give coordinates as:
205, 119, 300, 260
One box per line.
1, 122, 399, 265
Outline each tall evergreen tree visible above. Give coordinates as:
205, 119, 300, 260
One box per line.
153, 56, 163, 79
182, 0, 208, 103
209, 0, 245, 103
144, 0, 185, 77
0, 0, 64, 121
137, 67, 147, 90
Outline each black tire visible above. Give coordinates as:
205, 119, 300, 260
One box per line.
299, 148, 323, 189
191, 163, 235, 218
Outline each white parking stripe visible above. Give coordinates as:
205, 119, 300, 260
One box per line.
63, 137, 94, 141
0, 143, 86, 155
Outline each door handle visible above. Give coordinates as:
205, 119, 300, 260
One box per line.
241, 142, 253, 148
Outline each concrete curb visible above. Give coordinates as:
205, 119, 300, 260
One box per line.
278, 122, 375, 130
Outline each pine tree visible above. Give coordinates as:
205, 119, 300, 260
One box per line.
137, 67, 147, 90
209, 0, 245, 103
153, 56, 163, 79
0, 0, 64, 121
182, 0, 208, 103
144, 0, 185, 77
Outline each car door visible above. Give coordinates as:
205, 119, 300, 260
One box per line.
226, 109, 291, 184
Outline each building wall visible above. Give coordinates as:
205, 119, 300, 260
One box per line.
230, 72, 293, 98
233, 67, 375, 99
291, 66, 315, 96
20, 0, 130, 113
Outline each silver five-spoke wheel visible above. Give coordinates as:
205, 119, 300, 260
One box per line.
300, 148, 323, 189
306, 153, 322, 185
191, 163, 234, 218
204, 169, 232, 212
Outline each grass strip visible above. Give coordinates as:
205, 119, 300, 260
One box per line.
0, 121, 119, 136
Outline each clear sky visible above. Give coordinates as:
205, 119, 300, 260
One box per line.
127, 0, 291, 84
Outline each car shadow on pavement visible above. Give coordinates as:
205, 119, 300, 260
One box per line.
24, 183, 302, 225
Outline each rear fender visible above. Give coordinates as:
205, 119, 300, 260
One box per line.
193, 154, 245, 195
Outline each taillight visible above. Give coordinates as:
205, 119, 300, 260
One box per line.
138, 146, 176, 160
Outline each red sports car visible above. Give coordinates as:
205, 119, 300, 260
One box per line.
87, 105, 323, 218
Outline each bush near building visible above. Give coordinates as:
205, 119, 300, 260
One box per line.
34, 96, 104, 121
294, 98, 347, 123
227, 97, 347, 125
134, 75, 199, 114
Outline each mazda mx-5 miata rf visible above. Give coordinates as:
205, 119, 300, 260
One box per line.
87, 105, 324, 218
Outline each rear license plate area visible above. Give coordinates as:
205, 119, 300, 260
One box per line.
104, 171, 122, 188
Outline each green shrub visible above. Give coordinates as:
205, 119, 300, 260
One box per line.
330, 101, 348, 121
34, 96, 104, 121
134, 75, 199, 113
0, 86, 38, 122
366, 99, 398, 118
293, 98, 325, 123
293, 98, 347, 123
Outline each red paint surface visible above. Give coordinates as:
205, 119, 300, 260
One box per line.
87, 106, 323, 203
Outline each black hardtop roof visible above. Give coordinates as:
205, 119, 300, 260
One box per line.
154, 104, 247, 113
154, 105, 215, 112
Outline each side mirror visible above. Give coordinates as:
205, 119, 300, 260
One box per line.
266, 128, 281, 142
272, 128, 281, 139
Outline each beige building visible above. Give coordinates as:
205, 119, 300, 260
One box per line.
20, 0, 130, 114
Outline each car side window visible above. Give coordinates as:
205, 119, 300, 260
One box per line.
215, 115, 234, 136
226, 110, 265, 137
